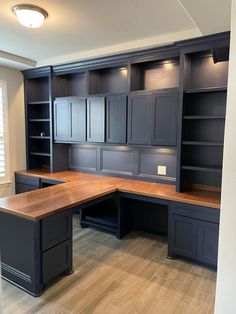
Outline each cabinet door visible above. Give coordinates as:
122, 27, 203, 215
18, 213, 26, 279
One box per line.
106, 95, 127, 143
16, 183, 38, 194
172, 215, 198, 259
197, 221, 219, 267
70, 97, 86, 142
128, 94, 153, 145
54, 98, 70, 141
87, 97, 105, 143
152, 90, 178, 146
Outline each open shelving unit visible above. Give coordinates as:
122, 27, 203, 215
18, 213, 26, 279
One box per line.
177, 49, 229, 191
23, 67, 68, 172
130, 58, 179, 92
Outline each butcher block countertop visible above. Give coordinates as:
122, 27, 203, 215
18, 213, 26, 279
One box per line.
0, 170, 221, 220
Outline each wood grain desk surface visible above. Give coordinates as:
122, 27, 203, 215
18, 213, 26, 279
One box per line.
0, 170, 221, 220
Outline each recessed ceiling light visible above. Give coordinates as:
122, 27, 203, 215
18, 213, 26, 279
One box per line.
12, 4, 48, 28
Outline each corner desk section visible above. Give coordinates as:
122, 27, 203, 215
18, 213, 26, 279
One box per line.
0, 170, 221, 296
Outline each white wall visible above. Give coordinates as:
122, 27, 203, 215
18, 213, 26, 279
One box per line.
0, 66, 25, 197
215, 0, 236, 312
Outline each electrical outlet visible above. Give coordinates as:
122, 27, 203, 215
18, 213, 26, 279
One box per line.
157, 165, 167, 175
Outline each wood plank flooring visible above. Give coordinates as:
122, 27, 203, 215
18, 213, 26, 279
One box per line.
1, 215, 216, 314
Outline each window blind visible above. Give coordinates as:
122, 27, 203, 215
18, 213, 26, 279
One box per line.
0, 82, 7, 178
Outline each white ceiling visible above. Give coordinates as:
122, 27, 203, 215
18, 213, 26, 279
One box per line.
0, 0, 231, 69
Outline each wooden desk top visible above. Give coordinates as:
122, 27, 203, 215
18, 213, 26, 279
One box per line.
0, 170, 221, 220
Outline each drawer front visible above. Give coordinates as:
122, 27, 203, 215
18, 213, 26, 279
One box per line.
16, 183, 39, 194
42, 210, 72, 251
171, 202, 220, 223
42, 239, 72, 285
15, 174, 40, 187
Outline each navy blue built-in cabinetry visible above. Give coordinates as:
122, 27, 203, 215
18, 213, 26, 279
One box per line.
22, 32, 230, 188
168, 202, 219, 267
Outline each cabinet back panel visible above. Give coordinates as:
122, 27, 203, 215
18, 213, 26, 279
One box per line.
28, 104, 50, 120
188, 54, 228, 89
28, 155, 50, 170
131, 60, 179, 91
183, 170, 222, 187
69, 146, 97, 172
183, 92, 227, 116
54, 74, 87, 97
89, 67, 128, 94
182, 146, 223, 166
27, 77, 49, 102
29, 139, 50, 154
182, 119, 225, 142
100, 148, 134, 175
28, 121, 50, 137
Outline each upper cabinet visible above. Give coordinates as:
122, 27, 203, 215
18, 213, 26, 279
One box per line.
128, 94, 153, 145
87, 97, 105, 143
54, 97, 86, 142
128, 89, 179, 146
106, 95, 127, 144
152, 89, 179, 146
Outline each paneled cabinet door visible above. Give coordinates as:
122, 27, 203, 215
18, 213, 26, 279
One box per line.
70, 97, 86, 142
54, 98, 70, 141
87, 97, 105, 143
127, 94, 153, 145
197, 221, 219, 267
152, 89, 178, 146
172, 215, 198, 259
106, 95, 127, 143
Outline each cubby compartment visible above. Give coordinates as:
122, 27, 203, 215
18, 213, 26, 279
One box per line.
28, 103, 50, 120
89, 66, 128, 95
28, 121, 50, 137
28, 154, 51, 170
181, 145, 223, 171
185, 51, 228, 91
80, 197, 118, 234
26, 77, 50, 102
131, 58, 179, 91
183, 92, 226, 117
182, 169, 222, 189
29, 138, 51, 155
182, 119, 225, 143
54, 72, 87, 97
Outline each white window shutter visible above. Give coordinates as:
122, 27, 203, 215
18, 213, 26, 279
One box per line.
0, 81, 8, 179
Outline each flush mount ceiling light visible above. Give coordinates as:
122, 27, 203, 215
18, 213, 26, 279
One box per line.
12, 4, 48, 28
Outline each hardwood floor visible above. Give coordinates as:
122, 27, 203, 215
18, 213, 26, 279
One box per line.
1, 215, 216, 314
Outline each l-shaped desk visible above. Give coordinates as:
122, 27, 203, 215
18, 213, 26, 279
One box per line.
0, 170, 220, 296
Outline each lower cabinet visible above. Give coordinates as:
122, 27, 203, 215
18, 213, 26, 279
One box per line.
168, 202, 220, 267
15, 173, 40, 194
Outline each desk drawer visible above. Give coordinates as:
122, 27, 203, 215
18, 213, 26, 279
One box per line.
42, 210, 72, 251
15, 174, 40, 187
42, 239, 72, 285
171, 202, 220, 223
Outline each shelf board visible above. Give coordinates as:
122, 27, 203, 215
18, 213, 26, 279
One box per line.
29, 136, 51, 140
182, 141, 224, 146
183, 115, 225, 120
184, 86, 227, 94
28, 101, 50, 105
181, 163, 222, 173
30, 152, 51, 157
28, 119, 50, 122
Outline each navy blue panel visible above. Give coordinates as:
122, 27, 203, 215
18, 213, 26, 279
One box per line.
100, 147, 134, 176
69, 145, 97, 172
